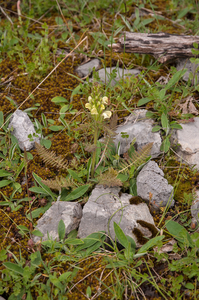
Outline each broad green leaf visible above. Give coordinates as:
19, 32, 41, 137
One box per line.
63, 184, 90, 201
60, 104, 69, 114
3, 262, 24, 275
0, 249, 7, 261
58, 219, 66, 240
32, 230, 44, 237
0, 170, 12, 177
166, 69, 187, 90
40, 138, 52, 149
170, 123, 182, 130
114, 222, 129, 249
59, 271, 71, 282
68, 169, 83, 183
49, 125, 64, 131
165, 220, 193, 247
126, 235, 136, 254
30, 251, 42, 266
161, 113, 169, 131
185, 282, 195, 290
137, 97, 151, 106
49, 275, 64, 289
75, 232, 105, 252
27, 202, 51, 220
0, 180, 12, 188
29, 186, 49, 195
32, 172, 56, 201
65, 238, 84, 245
17, 225, 29, 232
137, 235, 164, 254
0, 111, 4, 127
41, 113, 47, 127
51, 96, 68, 104
152, 126, 161, 132
160, 137, 170, 153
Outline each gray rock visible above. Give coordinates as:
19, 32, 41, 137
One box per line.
0, 297, 6, 300
191, 190, 199, 225
176, 58, 199, 83
76, 59, 101, 77
171, 117, 199, 169
114, 109, 162, 157
33, 201, 82, 243
137, 161, 175, 209
95, 67, 140, 86
78, 185, 157, 247
8, 109, 40, 151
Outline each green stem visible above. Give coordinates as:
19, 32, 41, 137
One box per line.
91, 125, 98, 179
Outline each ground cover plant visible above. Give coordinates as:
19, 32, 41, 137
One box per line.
1, 0, 199, 299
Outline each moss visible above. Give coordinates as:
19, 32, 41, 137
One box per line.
129, 196, 144, 205
132, 227, 148, 245
137, 220, 159, 237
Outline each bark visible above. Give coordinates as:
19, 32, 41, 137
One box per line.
110, 32, 199, 63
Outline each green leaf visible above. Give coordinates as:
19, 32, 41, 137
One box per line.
185, 282, 195, 290
165, 220, 193, 247
0, 180, 12, 188
161, 113, 169, 131
114, 222, 129, 249
29, 186, 49, 195
49, 125, 64, 131
58, 219, 66, 240
137, 236, 164, 254
40, 138, 52, 149
51, 96, 68, 104
170, 122, 182, 130
3, 262, 24, 275
32, 230, 44, 237
60, 104, 69, 114
137, 97, 151, 106
126, 235, 136, 254
32, 172, 56, 201
63, 184, 90, 201
152, 126, 161, 132
75, 232, 105, 252
160, 137, 170, 153
0, 170, 12, 177
59, 271, 71, 282
0, 249, 7, 261
68, 169, 83, 183
166, 69, 187, 90
0, 111, 4, 127
65, 238, 84, 245
27, 202, 51, 220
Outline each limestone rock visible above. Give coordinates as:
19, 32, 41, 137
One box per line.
78, 185, 157, 247
114, 109, 162, 158
8, 109, 40, 151
137, 160, 175, 209
176, 58, 199, 83
76, 59, 101, 77
95, 67, 140, 86
191, 190, 199, 225
171, 117, 199, 169
32, 201, 82, 243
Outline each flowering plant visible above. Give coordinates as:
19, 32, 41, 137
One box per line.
85, 86, 112, 178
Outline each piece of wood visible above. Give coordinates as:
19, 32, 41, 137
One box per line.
110, 32, 199, 63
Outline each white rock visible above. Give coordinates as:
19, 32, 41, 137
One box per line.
8, 109, 40, 151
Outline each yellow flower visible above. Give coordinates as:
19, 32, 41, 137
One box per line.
100, 104, 105, 110
85, 103, 92, 110
88, 96, 92, 103
102, 111, 112, 119
91, 107, 98, 115
102, 96, 108, 104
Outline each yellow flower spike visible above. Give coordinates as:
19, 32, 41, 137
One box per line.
85, 103, 92, 110
102, 96, 108, 104
91, 107, 98, 115
102, 111, 112, 119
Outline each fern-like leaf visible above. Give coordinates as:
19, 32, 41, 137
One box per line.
42, 176, 76, 191
118, 142, 153, 174
35, 142, 68, 170
97, 167, 122, 187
